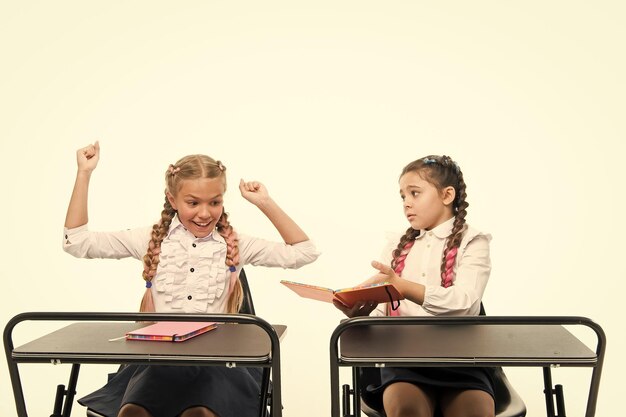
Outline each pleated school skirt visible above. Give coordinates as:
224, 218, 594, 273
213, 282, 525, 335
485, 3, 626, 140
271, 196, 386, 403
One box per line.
363, 366, 496, 415
77, 365, 263, 417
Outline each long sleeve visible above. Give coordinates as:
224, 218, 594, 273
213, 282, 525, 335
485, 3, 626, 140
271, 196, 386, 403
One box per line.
63, 224, 152, 260
421, 233, 491, 315
238, 234, 320, 269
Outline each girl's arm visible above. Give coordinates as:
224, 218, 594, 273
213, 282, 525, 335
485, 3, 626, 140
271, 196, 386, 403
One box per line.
368, 235, 491, 315
332, 260, 425, 318
370, 260, 426, 305
238, 179, 309, 244
421, 235, 491, 315
65, 141, 100, 228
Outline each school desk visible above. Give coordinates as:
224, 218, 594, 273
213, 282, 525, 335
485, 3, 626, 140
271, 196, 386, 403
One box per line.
329, 316, 605, 417
4, 312, 286, 417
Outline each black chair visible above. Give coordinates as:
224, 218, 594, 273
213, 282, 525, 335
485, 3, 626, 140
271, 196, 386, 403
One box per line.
86, 268, 274, 417
342, 304, 527, 417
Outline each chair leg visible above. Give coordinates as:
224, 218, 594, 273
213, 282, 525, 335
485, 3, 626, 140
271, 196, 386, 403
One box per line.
542, 367, 566, 417
341, 367, 366, 417
352, 367, 361, 417
50, 364, 80, 417
342, 384, 353, 417
51, 384, 65, 417
554, 384, 566, 417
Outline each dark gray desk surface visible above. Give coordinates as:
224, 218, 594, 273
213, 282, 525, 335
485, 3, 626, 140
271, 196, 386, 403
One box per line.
339, 323, 596, 365
13, 322, 286, 363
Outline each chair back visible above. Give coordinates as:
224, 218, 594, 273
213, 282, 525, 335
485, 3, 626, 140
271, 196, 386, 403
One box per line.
238, 268, 256, 315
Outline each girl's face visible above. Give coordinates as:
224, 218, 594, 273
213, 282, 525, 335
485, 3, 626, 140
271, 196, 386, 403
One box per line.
167, 177, 226, 238
399, 171, 455, 231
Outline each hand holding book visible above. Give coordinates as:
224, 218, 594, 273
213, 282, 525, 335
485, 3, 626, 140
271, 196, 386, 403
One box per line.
280, 280, 403, 312
331, 298, 380, 318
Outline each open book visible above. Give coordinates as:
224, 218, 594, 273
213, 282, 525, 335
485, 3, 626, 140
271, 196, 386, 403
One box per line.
126, 321, 217, 342
280, 280, 403, 308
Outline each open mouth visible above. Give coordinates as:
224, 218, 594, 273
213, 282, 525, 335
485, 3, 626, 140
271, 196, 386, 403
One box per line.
192, 221, 212, 228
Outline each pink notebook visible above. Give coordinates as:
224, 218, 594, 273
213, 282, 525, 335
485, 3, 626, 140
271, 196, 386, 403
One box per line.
126, 321, 217, 342
280, 280, 403, 307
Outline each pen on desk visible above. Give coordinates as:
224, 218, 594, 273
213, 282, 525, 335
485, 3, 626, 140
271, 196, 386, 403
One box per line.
108, 335, 126, 342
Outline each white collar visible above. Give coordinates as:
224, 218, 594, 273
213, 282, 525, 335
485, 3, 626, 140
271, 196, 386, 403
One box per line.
167, 214, 226, 244
415, 216, 455, 239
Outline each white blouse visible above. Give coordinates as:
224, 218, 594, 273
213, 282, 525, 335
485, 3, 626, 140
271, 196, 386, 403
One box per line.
63, 215, 320, 313
372, 217, 491, 317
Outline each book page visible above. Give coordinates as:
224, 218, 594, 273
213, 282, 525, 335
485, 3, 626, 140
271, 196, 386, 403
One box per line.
280, 280, 336, 303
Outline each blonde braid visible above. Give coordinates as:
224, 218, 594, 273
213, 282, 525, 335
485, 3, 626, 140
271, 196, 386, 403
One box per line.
217, 211, 242, 313
139, 196, 176, 312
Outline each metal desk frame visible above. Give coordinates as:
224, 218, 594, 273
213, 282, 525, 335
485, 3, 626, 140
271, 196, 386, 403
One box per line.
5, 312, 285, 417
330, 316, 606, 417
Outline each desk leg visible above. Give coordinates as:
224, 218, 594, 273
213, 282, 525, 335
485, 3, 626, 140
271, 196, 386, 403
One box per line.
259, 368, 270, 417
61, 364, 80, 417
7, 360, 28, 417
585, 366, 602, 417
271, 363, 282, 417
542, 367, 556, 417
330, 358, 340, 417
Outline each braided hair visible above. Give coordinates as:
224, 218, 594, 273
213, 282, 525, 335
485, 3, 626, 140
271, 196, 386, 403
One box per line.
391, 155, 469, 288
140, 155, 242, 313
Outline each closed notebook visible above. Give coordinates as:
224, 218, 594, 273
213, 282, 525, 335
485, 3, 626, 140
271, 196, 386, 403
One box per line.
126, 321, 217, 342
280, 280, 404, 308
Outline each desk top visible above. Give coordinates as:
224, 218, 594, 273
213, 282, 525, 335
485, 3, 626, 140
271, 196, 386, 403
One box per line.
13, 322, 286, 365
339, 323, 596, 366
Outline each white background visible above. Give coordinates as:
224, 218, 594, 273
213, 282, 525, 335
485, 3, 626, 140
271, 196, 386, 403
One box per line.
1, 1, 624, 416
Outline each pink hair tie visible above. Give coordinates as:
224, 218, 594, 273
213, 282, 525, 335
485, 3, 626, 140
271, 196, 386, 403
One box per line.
168, 164, 181, 175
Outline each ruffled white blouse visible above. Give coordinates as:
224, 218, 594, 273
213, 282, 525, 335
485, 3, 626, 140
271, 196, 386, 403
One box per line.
63, 215, 320, 313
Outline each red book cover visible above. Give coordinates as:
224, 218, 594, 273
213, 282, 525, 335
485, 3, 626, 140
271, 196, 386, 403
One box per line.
280, 280, 403, 307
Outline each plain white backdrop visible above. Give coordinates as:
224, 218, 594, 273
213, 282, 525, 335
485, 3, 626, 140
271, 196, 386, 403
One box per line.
1, 1, 624, 416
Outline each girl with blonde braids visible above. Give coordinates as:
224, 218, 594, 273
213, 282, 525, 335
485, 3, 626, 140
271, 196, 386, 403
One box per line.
63, 141, 319, 417
334, 155, 494, 417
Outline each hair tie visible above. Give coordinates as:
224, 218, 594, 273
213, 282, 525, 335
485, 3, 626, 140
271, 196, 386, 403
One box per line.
229, 265, 236, 272
168, 164, 181, 175
145, 281, 152, 288
216, 161, 226, 172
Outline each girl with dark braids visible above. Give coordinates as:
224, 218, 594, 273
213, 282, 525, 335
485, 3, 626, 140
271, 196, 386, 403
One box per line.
63, 142, 319, 417
334, 155, 494, 417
